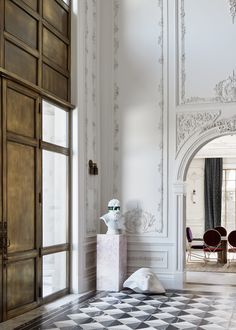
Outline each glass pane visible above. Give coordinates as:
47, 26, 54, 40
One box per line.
222, 180, 226, 191
43, 252, 67, 297
226, 181, 235, 190
223, 170, 225, 181
43, 150, 68, 247
43, 100, 68, 147
226, 170, 235, 181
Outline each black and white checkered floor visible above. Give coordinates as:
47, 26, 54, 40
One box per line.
16, 289, 236, 329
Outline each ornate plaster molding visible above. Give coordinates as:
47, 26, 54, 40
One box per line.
202, 115, 236, 134
229, 0, 236, 23
123, 208, 163, 234
215, 70, 236, 102
176, 111, 221, 154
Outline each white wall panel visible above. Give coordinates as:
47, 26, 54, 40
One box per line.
179, 0, 236, 104
111, 0, 164, 235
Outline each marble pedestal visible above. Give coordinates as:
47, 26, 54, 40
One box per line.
97, 234, 127, 291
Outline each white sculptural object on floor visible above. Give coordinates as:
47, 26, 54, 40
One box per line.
123, 268, 165, 293
100, 199, 121, 234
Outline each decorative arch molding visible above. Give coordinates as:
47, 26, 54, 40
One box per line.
177, 115, 236, 181
176, 114, 236, 181
176, 110, 221, 155
174, 114, 236, 278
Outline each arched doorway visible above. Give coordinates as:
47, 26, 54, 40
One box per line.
185, 136, 236, 283
175, 116, 236, 287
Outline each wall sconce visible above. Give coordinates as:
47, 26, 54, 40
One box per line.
88, 160, 98, 175
191, 189, 196, 204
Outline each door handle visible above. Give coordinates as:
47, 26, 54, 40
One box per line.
2, 237, 10, 249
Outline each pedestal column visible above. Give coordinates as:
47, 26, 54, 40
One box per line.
97, 234, 127, 291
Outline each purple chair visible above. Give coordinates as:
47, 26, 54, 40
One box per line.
228, 230, 236, 266
186, 227, 204, 262
203, 229, 223, 263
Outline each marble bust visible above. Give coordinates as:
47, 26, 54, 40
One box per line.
123, 268, 165, 293
100, 199, 121, 234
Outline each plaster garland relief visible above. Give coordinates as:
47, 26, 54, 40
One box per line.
180, 0, 236, 104
176, 111, 221, 154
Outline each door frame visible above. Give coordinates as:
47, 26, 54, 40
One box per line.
174, 117, 236, 286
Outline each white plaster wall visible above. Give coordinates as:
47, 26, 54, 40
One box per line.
100, 0, 236, 289
186, 159, 205, 238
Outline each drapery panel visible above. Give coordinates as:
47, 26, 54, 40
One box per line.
204, 158, 223, 231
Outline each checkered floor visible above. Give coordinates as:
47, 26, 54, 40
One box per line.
16, 290, 236, 329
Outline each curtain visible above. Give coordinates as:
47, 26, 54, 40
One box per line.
204, 158, 223, 231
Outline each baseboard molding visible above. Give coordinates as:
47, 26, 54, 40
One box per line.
158, 271, 184, 289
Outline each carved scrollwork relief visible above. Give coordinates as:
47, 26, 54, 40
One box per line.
229, 0, 236, 23
215, 70, 236, 102
202, 115, 236, 134
123, 208, 163, 234
176, 111, 221, 154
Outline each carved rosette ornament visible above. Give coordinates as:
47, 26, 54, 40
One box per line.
215, 70, 236, 102
123, 208, 162, 234
229, 0, 236, 23
176, 111, 221, 153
